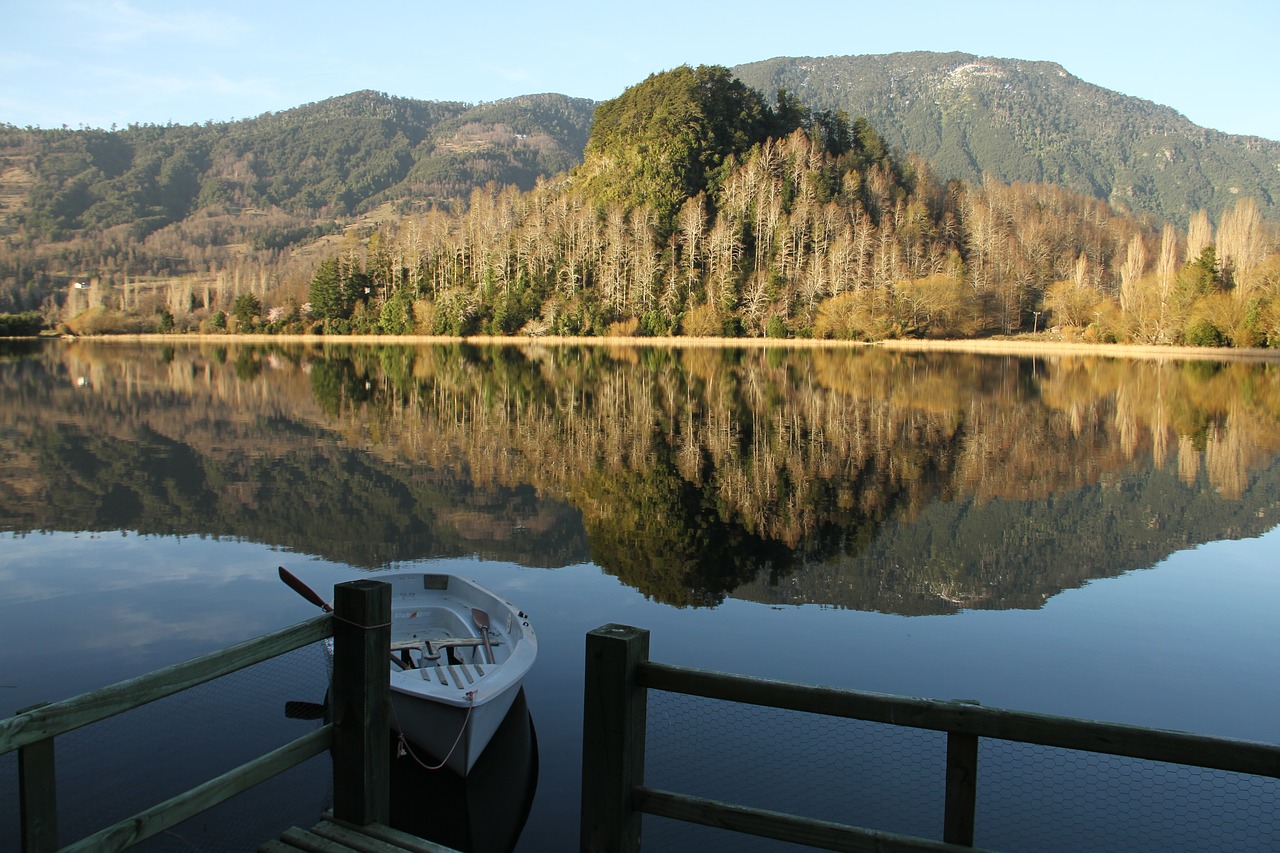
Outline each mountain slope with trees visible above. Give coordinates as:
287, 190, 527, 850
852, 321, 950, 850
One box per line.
0, 91, 595, 313
5, 62, 1280, 349
288, 68, 1279, 348
732, 52, 1280, 225
2, 90, 595, 236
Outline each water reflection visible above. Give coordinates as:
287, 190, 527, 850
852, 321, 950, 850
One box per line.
2, 340, 1278, 613
389, 689, 538, 853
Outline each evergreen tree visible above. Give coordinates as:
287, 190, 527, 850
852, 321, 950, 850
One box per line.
309, 258, 345, 321
578, 65, 781, 230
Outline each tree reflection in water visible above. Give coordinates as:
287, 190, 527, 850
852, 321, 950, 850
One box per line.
2, 340, 1278, 612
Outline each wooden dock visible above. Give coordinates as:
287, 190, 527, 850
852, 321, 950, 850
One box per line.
581, 623, 1280, 853
1, 580, 434, 853
8, 586, 1280, 852
261, 814, 458, 852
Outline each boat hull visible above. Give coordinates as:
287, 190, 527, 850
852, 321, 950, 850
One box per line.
381, 572, 537, 775
390, 682, 521, 775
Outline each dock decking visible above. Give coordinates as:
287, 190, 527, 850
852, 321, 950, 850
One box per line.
260, 814, 459, 853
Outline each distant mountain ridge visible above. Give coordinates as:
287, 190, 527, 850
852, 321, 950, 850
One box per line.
732, 52, 1280, 224
7, 58, 1278, 245
1, 90, 596, 240
5, 56, 1280, 318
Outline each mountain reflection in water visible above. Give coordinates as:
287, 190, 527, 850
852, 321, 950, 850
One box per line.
1, 340, 1278, 614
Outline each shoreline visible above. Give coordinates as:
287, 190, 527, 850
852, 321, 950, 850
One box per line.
37, 332, 1280, 362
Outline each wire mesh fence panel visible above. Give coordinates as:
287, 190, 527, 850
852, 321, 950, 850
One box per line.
641, 689, 1279, 853
642, 690, 947, 851
974, 739, 1280, 853
2, 641, 332, 853
644, 813, 818, 853
135, 753, 330, 853
1, 749, 16, 851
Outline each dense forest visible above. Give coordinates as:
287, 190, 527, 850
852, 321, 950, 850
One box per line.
0, 91, 595, 314
3, 63, 1279, 348
733, 52, 1280, 225
289, 67, 1280, 348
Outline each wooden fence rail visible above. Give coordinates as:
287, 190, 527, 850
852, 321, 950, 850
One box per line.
581, 623, 1280, 852
2, 579, 392, 853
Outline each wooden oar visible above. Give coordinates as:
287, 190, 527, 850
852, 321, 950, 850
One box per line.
278, 566, 331, 612
472, 608, 496, 664
278, 566, 408, 669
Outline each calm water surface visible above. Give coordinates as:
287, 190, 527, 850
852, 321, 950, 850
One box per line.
1, 340, 1278, 851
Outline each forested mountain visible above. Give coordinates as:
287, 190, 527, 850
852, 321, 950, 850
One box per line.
292, 71, 1280, 348
732, 52, 1280, 225
0, 91, 595, 312
2, 90, 594, 235
5, 61, 1280, 348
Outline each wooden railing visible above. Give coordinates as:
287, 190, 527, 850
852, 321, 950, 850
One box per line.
580, 624, 1280, 852
0, 579, 392, 853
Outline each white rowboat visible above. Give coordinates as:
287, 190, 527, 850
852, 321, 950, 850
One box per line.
280, 567, 536, 776
382, 572, 537, 775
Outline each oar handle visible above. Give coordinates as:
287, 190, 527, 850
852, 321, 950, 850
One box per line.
278, 566, 333, 612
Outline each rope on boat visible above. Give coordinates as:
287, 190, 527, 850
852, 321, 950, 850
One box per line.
393, 689, 476, 772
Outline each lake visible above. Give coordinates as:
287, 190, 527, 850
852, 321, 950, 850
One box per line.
1, 338, 1278, 851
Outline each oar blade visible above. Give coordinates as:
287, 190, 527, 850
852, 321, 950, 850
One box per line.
278, 566, 333, 612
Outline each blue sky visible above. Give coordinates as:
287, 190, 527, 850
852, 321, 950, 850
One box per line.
3, 0, 1277, 140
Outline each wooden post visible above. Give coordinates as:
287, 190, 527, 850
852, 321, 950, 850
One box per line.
330, 579, 391, 826
18, 704, 56, 853
944, 731, 978, 846
581, 624, 649, 853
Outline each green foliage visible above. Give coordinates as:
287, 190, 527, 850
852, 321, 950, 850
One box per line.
639, 311, 675, 337
0, 311, 44, 336
579, 65, 780, 229
5, 91, 594, 254
733, 52, 1280, 224
1182, 318, 1228, 347
308, 258, 371, 322
1177, 247, 1224, 305
232, 293, 262, 329
377, 289, 415, 335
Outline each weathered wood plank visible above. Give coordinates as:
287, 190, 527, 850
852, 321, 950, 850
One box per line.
638, 662, 1280, 778
257, 841, 301, 853
0, 614, 332, 754
279, 826, 359, 852
17, 715, 56, 853
331, 580, 391, 827
311, 819, 420, 852
580, 624, 649, 853
943, 732, 978, 846
324, 819, 459, 853
635, 787, 996, 853
57, 725, 332, 853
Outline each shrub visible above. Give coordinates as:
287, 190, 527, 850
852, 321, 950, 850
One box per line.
606, 316, 641, 337
681, 303, 722, 337
1182, 318, 1227, 348
0, 311, 44, 336
66, 308, 152, 335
